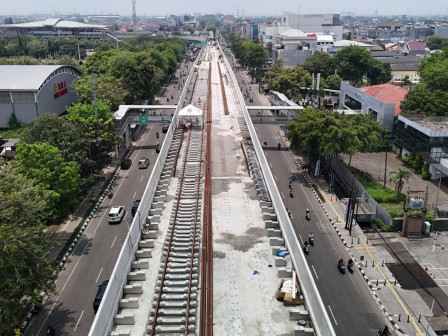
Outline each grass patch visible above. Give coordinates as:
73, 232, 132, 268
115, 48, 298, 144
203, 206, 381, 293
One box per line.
312, 184, 326, 203
352, 169, 406, 204
0, 126, 26, 139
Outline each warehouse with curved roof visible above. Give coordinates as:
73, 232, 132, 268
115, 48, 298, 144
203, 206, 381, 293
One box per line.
0, 65, 81, 128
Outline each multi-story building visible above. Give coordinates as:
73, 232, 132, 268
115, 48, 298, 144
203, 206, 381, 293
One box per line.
279, 14, 343, 40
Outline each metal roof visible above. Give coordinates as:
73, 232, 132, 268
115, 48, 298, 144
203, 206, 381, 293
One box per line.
0, 18, 106, 29
0, 65, 80, 91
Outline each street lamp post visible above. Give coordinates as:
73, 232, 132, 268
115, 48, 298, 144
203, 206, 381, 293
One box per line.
433, 172, 442, 232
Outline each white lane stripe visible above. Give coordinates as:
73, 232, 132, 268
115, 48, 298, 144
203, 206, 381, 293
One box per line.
95, 267, 103, 283
328, 305, 338, 325
74, 310, 84, 332
111, 236, 117, 249
312, 265, 319, 280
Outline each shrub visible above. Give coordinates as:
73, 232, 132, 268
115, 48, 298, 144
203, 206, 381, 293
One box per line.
421, 163, 431, 180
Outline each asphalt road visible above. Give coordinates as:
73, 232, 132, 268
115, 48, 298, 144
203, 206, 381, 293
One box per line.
255, 128, 388, 334
25, 126, 165, 336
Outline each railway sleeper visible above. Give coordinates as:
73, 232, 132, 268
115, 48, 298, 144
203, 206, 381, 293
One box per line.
158, 273, 198, 281
164, 266, 198, 274
165, 246, 199, 253
154, 284, 198, 294
150, 323, 196, 334
162, 251, 191, 258
155, 308, 196, 316
156, 279, 198, 287
150, 316, 197, 326
168, 260, 198, 268
155, 292, 198, 301
167, 257, 196, 263
152, 300, 197, 309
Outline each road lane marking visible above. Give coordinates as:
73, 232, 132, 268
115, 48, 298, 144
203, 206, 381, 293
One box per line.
312, 265, 319, 280
298, 234, 303, 245
74, 310, 84, 332
281, 192, 284, 198
274, 175, 277, 182
95, 267, 103, 283
140, 175, 144, 181
111, 236, 117, 249
133, 191, 137, 199
34, 240, 92, 335
328, 305, 338, 325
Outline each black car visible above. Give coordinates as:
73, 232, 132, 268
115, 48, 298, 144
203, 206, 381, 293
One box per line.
162, 124, 169, 133
93, 280, 109, 313
155, 143, 161, 153
132, 200, 141, 217
120, 158, 132, 170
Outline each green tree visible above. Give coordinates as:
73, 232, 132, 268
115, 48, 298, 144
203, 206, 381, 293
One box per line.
400, 85, 448, 116
335, 46, 372, 83
20, 114, 96, 178
0, 165, 56, 328
389, 168, 412, 194
72, 74, 125, 111
321, 74, 342, 90
65, 99, 115, 152
286, 108, 385, 161
14, 142, 81, 217
303, 51, 336, 78
367, 59, 392, 85
425, 35, 448, 50
269, 64, 312, 100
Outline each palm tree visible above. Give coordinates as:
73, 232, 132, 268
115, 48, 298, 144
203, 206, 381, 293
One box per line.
389, 168, 412, 194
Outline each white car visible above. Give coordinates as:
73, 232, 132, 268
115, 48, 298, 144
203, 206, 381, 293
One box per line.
108, 206, 125, 223
138, 157, 150, 169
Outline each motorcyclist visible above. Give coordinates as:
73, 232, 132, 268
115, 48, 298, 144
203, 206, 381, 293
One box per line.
156, 132, 159, 138
278, 142, 281, 150
309, 232, 314, 240
338, 258, 344, 266
348, 258, 354, 266
287, 209, 292, 218
306, 209, 310, 219
263, 137, 267, 145
289, 189, 294, 197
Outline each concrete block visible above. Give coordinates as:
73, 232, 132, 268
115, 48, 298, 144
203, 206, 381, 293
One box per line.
273, 247, 288, 255
139, 239, 154, 248
128, 270, 146, 281
131, 260, 149, 269
278, 267, 293, 278
135, 249, 152, 258
113, 314, 135, 325
263, 213, 277, 221
123, 283, 143, 294
152, 202, 164, 209
110, 331, 130, 336
261, 206, 274, 214
266, 228, 282, 237
265, 220, 279, 229
293, 326, 314, 335
119, 297, 139, 308
290, 308, 309, 321
269, 237, 285, 246
274, 256, 286, 266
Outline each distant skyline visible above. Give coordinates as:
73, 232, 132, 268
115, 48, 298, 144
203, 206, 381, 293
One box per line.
1, 0, 448, 18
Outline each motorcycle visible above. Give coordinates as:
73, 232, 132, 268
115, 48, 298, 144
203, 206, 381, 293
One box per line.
303, 243, 309, 255
309, 235, 314, 246
305, 212, 310, 221
337, 262, 346, 274
290, 189, 294, 198
263, 140, 267, 146
107, 189, 113, 199
347, 260, 354, 273
46, 326, 55, 336
278, 143, 281, 150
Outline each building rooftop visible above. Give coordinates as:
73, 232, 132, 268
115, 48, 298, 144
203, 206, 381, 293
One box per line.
407, 41, 427, 51
399, 115, 448, 137
279, 28, 307, 38
359, 83, 408, 116
0, 18, 106, 30
0, 65, 81, 91
334, 40, 373, 48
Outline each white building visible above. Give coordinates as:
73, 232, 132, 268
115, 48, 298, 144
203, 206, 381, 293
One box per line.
331, 40, 373, 53
279, 14, 344, 41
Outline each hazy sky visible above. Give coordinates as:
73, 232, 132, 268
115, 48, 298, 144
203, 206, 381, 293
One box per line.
2, 0, 448, 17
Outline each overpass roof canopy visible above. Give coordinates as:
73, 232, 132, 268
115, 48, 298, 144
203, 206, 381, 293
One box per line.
0, 65, 81, 91
0, 18, 106, 30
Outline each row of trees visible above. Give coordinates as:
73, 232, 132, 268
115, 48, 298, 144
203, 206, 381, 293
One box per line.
287, 108, 386, 163
267, 47, 392, 106
227, 33, 268, 82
